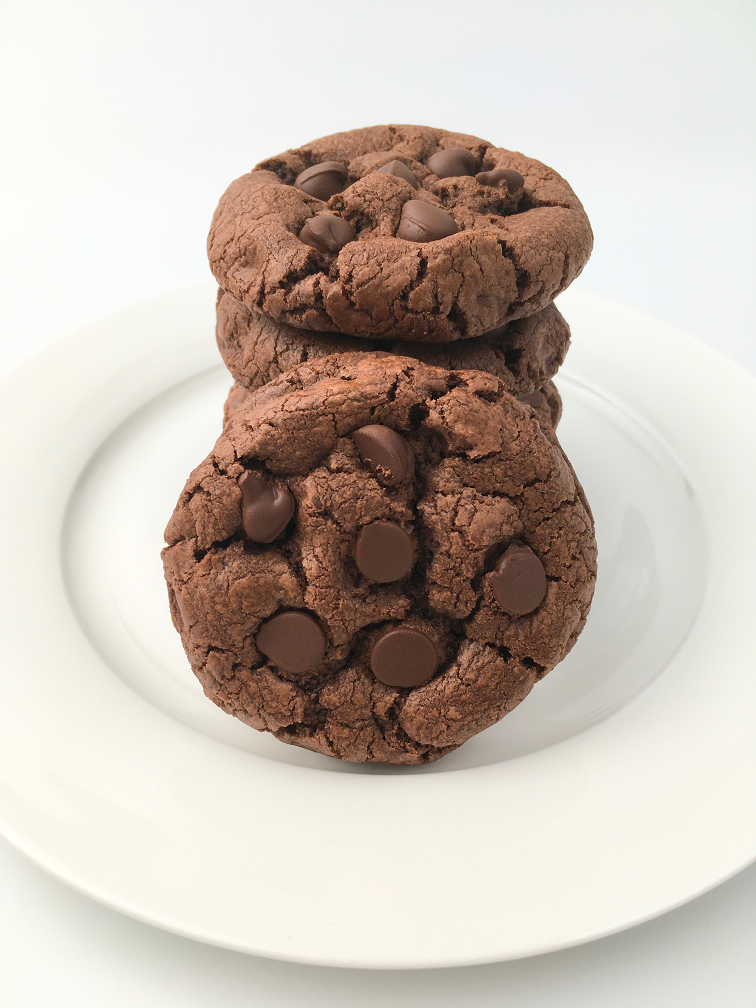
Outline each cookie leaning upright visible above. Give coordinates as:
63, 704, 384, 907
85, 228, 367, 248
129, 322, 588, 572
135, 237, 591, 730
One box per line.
207, 124, 593, 342
162, 353, 597, 765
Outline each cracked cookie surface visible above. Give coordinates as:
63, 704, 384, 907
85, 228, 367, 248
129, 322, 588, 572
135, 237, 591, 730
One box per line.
216, 288, 570, 399
223, 376, 562, 432
163, 353, 596, 764
207, 124, 593, 342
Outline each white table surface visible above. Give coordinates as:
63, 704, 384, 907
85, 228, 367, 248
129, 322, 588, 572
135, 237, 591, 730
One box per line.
1, 2, 754, 1004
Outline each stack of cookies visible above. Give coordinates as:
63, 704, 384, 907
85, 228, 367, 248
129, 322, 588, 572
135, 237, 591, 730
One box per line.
163, 125, 598, 765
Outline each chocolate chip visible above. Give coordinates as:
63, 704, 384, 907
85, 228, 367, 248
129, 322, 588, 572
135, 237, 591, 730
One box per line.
239, 471, 295, 543
256, 611, 326, 675
488, 545, 547, 615
352, 425, 414, 486
397, 200, 459, 243
475, 168, 525, 197
426, 147, 477, 178
370, 626, 438, 688
299, 215, 356, 255
375, 159, 419, 189
354, 521, 414, 583
294, 161, 349, 201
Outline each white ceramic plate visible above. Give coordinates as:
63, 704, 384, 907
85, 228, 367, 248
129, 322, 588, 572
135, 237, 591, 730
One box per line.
0, 282, 753, 969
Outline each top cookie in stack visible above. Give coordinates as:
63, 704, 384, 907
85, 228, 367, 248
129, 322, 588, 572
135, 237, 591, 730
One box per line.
208, 123, 593, 342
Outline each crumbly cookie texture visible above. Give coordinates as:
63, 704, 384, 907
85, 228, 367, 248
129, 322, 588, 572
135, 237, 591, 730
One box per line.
163, 353, 596, 765
207, 124, 593, 342
223, 376, 562, 432
516, 381, 563, 430
215, 289, 570, 399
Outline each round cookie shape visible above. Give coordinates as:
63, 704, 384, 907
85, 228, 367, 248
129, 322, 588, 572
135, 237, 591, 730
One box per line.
163, 353, 596, 765
215, 289, 571, 400
207, 124, 593, 341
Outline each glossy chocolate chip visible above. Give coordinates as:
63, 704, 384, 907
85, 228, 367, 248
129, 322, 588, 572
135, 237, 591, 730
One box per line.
426, 147, 477, 178
352, 425, 414, 486
475, 168, 525, 197
354, 521, 414, 583
239, 471, 295, 543
299, 215, 356, 255
397, 200, 459, 243
489, 545, 547, 615
255, 611, 326, 675
294, 161, 349, 201
370, 626, 438, 688
375, 159, 419, 189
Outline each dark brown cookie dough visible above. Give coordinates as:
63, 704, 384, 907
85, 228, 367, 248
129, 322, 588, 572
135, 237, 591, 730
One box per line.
163, 353, 596, 765
207, 124, 593, 342
215, 288, 570, 399
222, 376, 562, 432
517, 381, 563, 430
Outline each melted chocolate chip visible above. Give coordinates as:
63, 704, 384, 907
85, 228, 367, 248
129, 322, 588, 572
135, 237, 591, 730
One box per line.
354, 521, 414, 583
370, 626, 438, 688
375, 159, 419, 189
397, 200, 459, 242
299, 215, 355, 255
489, 545, 547, 615
255, 611, 326, 675
352, 425, 414, 486
239, 471, 295, 543
426, 147, 477, 178
475, 168, 524, 197
294, 161, 348, 201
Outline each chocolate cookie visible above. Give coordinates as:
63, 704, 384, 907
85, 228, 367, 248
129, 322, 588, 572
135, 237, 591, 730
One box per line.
222, 376, 562, 432
163, 353, 596, 765
207, 124, 593, 342
517, 381, 563, 430
215, 289, 570, 399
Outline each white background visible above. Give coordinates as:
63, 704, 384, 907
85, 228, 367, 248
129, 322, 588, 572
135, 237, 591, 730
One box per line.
1, 1, 754, 1004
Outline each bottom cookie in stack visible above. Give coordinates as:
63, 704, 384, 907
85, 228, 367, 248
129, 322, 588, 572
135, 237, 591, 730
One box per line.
163, 352, 596, 765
